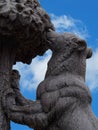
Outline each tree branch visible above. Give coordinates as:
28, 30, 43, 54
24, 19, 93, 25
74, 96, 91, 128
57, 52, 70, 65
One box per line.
1, 69, 48, 129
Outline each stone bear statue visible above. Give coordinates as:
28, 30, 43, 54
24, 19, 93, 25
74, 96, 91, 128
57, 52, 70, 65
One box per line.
36, 30, 98, 130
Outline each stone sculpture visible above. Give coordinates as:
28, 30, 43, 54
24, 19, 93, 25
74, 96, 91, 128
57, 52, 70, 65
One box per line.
36, 29, 98, 130
2, 29, 98, 130
0, 0, 98, 130
0, 0, 54, 129
2, 69, 48, 129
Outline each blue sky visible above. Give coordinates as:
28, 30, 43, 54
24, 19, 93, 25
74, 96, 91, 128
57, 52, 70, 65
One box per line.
12, 0, 98, 129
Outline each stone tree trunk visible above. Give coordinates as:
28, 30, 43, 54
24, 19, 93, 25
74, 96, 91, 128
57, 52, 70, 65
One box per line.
0, 0, 54, 129
0, 40, 17, 129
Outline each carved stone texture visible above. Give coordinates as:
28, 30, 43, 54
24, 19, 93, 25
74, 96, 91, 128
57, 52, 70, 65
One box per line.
0, 34, 49, 129
36, 30, 98, 130
0, 0, 54, 129
0, 0, 54, 64
2, 69, 48, 130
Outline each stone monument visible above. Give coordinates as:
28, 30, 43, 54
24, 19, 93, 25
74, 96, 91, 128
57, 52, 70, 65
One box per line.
0, 0, 98, 130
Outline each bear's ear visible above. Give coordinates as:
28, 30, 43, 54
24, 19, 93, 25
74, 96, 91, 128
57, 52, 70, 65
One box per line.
86, 48, 92, 59
77, 40, 86, 51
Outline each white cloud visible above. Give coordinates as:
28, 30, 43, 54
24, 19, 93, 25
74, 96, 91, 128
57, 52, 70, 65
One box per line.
51, 14, 75, 30
86, 49, 98, 91
29, 50, 52, 90
13, 50, 52, 91
51, 14, 89, 39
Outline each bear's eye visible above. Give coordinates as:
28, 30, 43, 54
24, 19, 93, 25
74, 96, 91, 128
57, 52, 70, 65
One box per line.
71, 43, 78, 49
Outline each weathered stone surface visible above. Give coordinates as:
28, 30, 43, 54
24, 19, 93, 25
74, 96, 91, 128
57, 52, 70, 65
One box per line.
0, 1, 97, 129
2, 69, 48, 129
1, 29, 98, 130
0, 1, 54, 129
0, 0, 54, 64
36, 30, 98, 130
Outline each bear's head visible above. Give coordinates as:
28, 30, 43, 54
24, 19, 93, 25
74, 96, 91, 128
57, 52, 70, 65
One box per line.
46, 30, 92, 79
